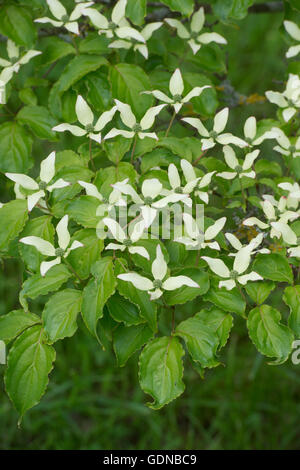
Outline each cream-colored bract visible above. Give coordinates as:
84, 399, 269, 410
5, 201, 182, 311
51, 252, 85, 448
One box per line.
202, 246, 263, 291
5, 152, 69, 212
143, 68, 210, 113
165, 7, 227, 55
53, 95, 117, 144
35, 0, 94, 34
20, 215, 83, 276
118, 245, 199, 300
266, 74, 300, 122
182, 107, 248, 151
104, 100, 166, 142
0, 39, 41, 85
284, 21, 300, 59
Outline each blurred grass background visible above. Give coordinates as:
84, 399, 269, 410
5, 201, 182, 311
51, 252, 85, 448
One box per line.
1, 5, 300, 450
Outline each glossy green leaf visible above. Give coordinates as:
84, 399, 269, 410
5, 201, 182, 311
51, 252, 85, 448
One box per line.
247, 305, 294, 364
176, 314, 220, 368
21, 265, 72, 300
253, 254, 293, 284
0, 122, 33, 173
0, 310, 40, 342
107, 293, 143, 326
43, 289, 82, 343
283, 286, 300, 338
17, 106, 58, 141
81, 258, 116, 337
203, 279, 246, 316
5, 325, 56, 420
0, 200, 28, 253
113, 323, 153, 366
139, 336, 185, 409
109, 63, 153, 117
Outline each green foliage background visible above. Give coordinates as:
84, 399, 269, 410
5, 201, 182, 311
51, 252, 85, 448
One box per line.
0, 0, 300, 450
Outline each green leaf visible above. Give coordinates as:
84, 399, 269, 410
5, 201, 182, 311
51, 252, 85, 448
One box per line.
81, 258, 116, 338
0, 5, 36, 47
113, 323, 153, 366
19, 88, 37, 106
195, 307, 233, 349
247, 305, 294, 364
79, 33, 110, 55
17, 106, 58, 141
109, 63, 153, 117
103, 137, 131, 164
212, 0, 253, 20
43, 289, 82, 343
203, 279, 246, 316
164, 268, 210, 305
126, 0, 147, 25
21, 265, 72, 300
158, 137, 200, 162
67, 229, 104, 280
107, 293, 143, 326
0, 310, 40, 342
115, 259, 157, 331
253, 253, 293, 284
245, 281, 275, 305
67, 196, 101, 228
0, 200, 28, 253
37, 37, 75, 67
0, 122, 33, 173
283, 286, 300, 338
19, 216, 54, 272
255, 159, 282, 177
175, 314, 220, 368
184, 73, 218, 116
94, 162, 137, 196
139, 336, 185, 409
161, 0, 194, 15
5, 325, 56, 420
49, 55, 107, 118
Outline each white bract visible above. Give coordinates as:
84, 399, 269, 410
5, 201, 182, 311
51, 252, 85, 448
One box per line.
104, 100, 166, 141
53, 95, 117, 144
35, 0, 94, 34
83, 0, 144, 42
5, 152, 69, 212
103, 217, 149, 259
20, 215, 83, 276
165, 7, 227, 55
243, 198, 298, 245
271, 127, 300, 159
278, 182, 300, 209
288, 245, 300, 257
225, 232, 270, 255
78, 181, 127, 214
176, 213, 226, 250
217, 146, 259, 180
243, 116, 278, 147
118, 245, 199, 300
265, 74, 300, 122
0, 40, 41, 85
284, 21, 300, 58
143, 68, 210, 113
109, 22, 163, 59
112, 178, 188, 228
182, 108, 248, 151
202, 247, 263, 291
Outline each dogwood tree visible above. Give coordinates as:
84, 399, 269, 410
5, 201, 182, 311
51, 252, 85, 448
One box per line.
0, 0, 299, 420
